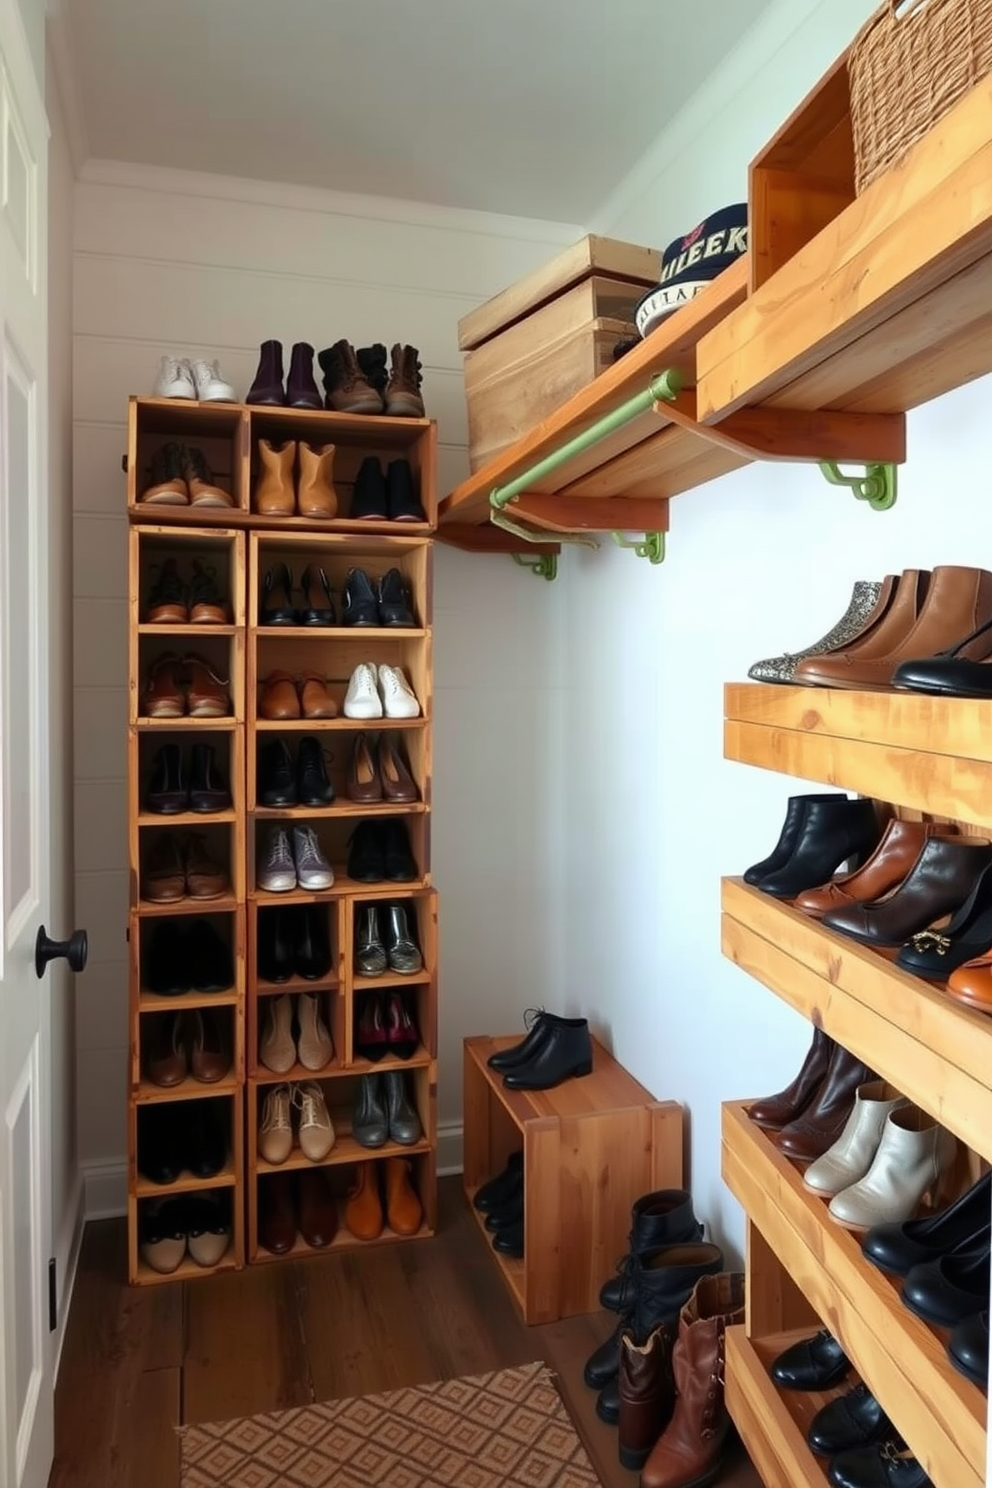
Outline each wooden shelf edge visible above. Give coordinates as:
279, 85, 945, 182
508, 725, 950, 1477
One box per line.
721, 1102, 986, 1488
465, 1186, 527, 1316
725, 1327, 829, 1488
130, 1251, 242, 1286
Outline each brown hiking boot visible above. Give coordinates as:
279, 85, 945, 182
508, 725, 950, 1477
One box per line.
317, 340, 384, 415
385, 343, 425, 417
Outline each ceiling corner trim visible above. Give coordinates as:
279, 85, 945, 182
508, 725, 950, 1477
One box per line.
46, 3, 89, 172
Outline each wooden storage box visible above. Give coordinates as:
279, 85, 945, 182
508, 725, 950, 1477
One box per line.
459, 235, 661, 472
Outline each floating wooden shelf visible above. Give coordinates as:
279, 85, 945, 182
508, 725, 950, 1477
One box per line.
722, 1102, 985, 1488
721, 876, 992, 1163
725, 682, 992, 831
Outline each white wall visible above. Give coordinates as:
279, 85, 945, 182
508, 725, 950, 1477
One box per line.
72, 163, 575, 1194
566, 0, 992, 1259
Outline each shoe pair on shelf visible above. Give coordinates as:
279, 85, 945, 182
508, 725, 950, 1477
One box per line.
258, 825, 334, 892
143, 918, 234, 996
145, 1008, 230, 1087
749, 565, 992, 698
247, 340, 323, 409
351, 456, 425, 522
257, 903, 332, 982
258, 1081, 335, 1163
353, 1070, 422, 1147
139, 1191, 233, 1274
143, 653, 231, 718
145, 558, 230, 625
140, 442, 233, 508
255, 440, 336, 518
146, 743, 231, 814
345, 1157, 423, 1240
355, 989, 420, 1061
473, 1151, 524, 1257
138, 1099, 228, 1184
355, 903, 422, 976
487, 1009, 593, 1091
347, 819, 417, 883
318, 341, 425, 418
259, 992, 334, 1074
143, 831, 229, 902
259, 670, 337, 720
258, 736, 334, 807
341, 567, 417, 628
153, 355, 235, 403
344, 662, 420, 719
259, 562, 336, 625
260, 1168, 337, 1253
347, 732, 417, 803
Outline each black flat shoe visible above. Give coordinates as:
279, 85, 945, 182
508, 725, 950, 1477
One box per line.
260, 562, 298, 626
771, 1328, 850, 1389
296, 736, 335, 806
808, 1384, 893, 1457
473, 1151, 523, 1213
188, 744, 231, 813
862, 1170, 992, 1275
382, 818, 417, 881
341, 567, 379, 627
896, 861, 992, 977
948, 1309, 989, 1388
893, 613, 992, 698
258, 738, 297, 807
299, 564, 336, 626
827, 1443, 932, 1488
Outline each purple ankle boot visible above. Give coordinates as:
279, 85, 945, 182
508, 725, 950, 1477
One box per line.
246, 340, 285, 406
287, 342, 322, 410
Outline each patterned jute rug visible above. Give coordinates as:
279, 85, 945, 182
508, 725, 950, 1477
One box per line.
179, 1360, 601, 1488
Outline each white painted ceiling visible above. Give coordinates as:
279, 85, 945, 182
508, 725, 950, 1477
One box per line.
66, 0, 775, 220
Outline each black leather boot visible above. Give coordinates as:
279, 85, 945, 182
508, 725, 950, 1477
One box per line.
259, 738, 297, 807
757, 797, 881, 899
488, 1011, 553, 1071
146, 743, 187, 814
502, 1017, 592, 1090
744, 793, 844, 885
296, 736, 334, 806
188, 744, 231, 813
592, 1241, 725, 1423
296, 905, 332, 980
599, 1190, 704, 1311
387, 459, 426, 522
341, 567, 379, 627
257, 905, 296, 983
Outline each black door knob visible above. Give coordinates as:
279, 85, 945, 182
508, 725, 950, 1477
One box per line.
35, 926, 88, 978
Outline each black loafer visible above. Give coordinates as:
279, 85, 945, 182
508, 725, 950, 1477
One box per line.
948, 1309, 989, 1388
771, 1329, 850, 1390
808, 1384, 892, 1457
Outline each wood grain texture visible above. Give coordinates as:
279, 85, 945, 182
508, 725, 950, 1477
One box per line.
722, 1102, 985, 1488
726, 1326, 835, 1488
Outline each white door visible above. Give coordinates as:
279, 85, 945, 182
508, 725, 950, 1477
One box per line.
0, 4, 55, 1485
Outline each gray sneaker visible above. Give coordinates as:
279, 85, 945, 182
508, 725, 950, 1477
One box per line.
258, 827, 296, 893
355, 906, 387, 976
352, 1074, 388, 1148
384, 1070, 422, 1145
293, 825, 334, 890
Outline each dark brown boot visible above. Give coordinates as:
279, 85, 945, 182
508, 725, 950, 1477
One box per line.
385, 342, 425, 417
317, 340, 383, 414
776, 1044, 876, 1164
640, 1272, 745, 1488
748, 1026, 834, 1131
618, 1323, 675, 1471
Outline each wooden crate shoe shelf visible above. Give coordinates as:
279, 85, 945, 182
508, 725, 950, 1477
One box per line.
721, 877, 992, 1162
725, 1327, 849, 1488
721, 1102, 985, 1488
725, 682, 992, 830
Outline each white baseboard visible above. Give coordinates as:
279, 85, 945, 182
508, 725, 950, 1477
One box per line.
436, 1120, 463, 1176
52, 1166, 85, 1377
81, 1158, 128, 1219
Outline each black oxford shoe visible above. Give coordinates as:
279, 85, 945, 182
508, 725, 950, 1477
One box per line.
492, 1220, 523, 1257
487, 1013, 552, 1072
771, 1329, 850, 1390
259, 738, 297, 808
501, 1017, 592, 1091
827, 1443, 932, 1488
808, 1384, 892, 1457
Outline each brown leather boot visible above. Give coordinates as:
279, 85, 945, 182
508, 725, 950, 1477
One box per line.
747, 1026, 834, 1131
297, 441, 337, 518
255, 440, 295, 516
776, 1044, 875, 1163
385, 343, 425, 417
794, 817, 938, 918
640, 1273, 745, 1488
317, 340, 384, 414
618, 1322, 676, 1471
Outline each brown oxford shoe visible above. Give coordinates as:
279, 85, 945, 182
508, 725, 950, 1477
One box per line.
299, 673, 337, 719
259, 670, 301, 720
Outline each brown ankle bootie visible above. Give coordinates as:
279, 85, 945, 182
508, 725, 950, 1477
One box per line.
640, 1272, 745, 1488
297, 442, 337, 518
317, 340, 384, 414
385, 343, 425, 417
255, 440, 295, 517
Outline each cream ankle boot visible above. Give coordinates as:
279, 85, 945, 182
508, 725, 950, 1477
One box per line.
803, 1080, 908, 1196
297, 442, 337, 518
255, 439, 295, 516
828, 1105, 956, 1231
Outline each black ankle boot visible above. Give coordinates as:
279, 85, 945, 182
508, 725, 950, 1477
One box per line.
744, 793, 845, 885
599, 1190, 704, 1311
756, 797, 881, 899
501, 1017, 592, 1090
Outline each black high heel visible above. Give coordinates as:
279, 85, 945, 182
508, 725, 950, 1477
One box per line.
896, 861, 992, 977
260, 563, 298, 626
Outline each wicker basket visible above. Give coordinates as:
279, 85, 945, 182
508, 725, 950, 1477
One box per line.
849, 0, 992, 193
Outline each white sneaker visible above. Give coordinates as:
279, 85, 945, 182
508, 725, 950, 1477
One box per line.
344, 662, 383, 720
378, 664, 420, 719
153, 355, 196, 400
297, 993, 335, 1071
190, 357, 236, 403
293, 826, 334, 890
294, 1081, 336, 1160
259, 1084, 294, 1164
258, 827, 297, 893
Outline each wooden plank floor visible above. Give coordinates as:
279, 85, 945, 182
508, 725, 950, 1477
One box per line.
50, 1178, 762, 1488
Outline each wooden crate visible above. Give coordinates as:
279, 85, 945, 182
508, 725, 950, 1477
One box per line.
462, 1033, 684, 1324
459, 236, 661, 472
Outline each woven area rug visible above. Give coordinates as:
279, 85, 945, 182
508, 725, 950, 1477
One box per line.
179, 1360, 601, 1488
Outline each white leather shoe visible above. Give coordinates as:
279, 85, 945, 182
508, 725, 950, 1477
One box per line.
804, 1080, 908, 1196
295, 1081, 335, 1160
293, 825, 334, 890
190, 357, 236, 402
153, 354, 196, 399
344, 663, 383, 719
259, 1084, 293, 1164
378, 663, 420, 719
258, 827, 297, 892
828, 1105, 957, 1230
259, 994, 296, 1073
297, 993, 334, 1071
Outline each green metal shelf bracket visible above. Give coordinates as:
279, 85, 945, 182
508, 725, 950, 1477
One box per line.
512, 552, 558, 582
818, 459, 898, 511
611, 530, 666, 564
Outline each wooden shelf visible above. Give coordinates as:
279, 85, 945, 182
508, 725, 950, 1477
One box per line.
253, 626, 429, 640
721, 1102, 985, 1488
725, 1328, 834, 1488
255, 1134, 431, 1175
252, 1059, 341, 1084
138, 989, 240, 1012
250, 874, 430, 902
132, 1250, 239, 1287
134, 1161, 237, 1198
138, 809, 237, 826
135, 1074, 237, 1103
134, 716, 237, 731
725, 682, 992, 830
138, 624, 237, 637
466, 1190, 526, 1310
253, 717, 427, 732
721, 876, 992, 1162
250, 1216, 433, 1264
251, 800, 426, 819
352, 971, 432, 991
136, 893, 238, 917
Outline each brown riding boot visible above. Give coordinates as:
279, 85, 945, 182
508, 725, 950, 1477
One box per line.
618, 1322, 676, 1471
384, 343, 425, 417
255, 440, 295, 517
297, 442, 337, 518
640, 1272, 745, 1488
